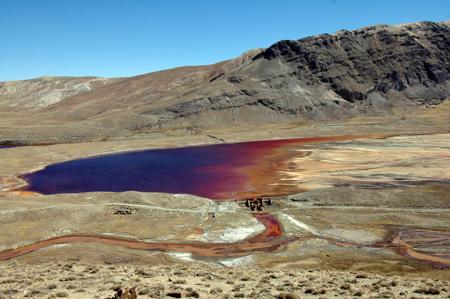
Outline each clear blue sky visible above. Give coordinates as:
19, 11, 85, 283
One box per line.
1, 0, 449, 81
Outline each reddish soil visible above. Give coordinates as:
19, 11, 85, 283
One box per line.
1, 211, 448, 269
378, 227, 450, 269
0, 213, 295, 261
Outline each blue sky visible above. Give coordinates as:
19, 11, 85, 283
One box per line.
1, 0, 449, 81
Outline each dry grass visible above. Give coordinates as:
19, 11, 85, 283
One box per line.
0, 262, 449, 298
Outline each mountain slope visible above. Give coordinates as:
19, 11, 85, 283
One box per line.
0, 21, 449, 142
0, 76, 117, 110
138, 20, 450, 129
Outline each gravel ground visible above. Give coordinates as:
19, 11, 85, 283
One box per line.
0, 262, 449, 298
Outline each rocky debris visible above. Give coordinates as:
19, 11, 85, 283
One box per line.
113, 209, 133, 215
166, 291, 182, 298
414, 287, 441, 295
185, 288, 200, 298
1, 262, 449, 298
227, 76, 244, 84
109, 286, 137, 299
276, 293, 301, 299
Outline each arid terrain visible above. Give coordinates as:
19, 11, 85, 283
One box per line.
0, 21, 450, 298
1, 262, 449, 298
1, 21, 449, 145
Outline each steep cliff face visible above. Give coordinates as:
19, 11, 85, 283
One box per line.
253, 21, 450, 104
0, 21, 449, 140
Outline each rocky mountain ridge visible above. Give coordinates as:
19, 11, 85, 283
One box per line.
131, 20, 450, 130
0, 20, 449, 141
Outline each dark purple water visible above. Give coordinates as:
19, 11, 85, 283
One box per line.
22, 142, 267, 199
21, 136, 357, 199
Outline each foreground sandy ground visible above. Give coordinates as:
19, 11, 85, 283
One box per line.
0, 262, 449, 299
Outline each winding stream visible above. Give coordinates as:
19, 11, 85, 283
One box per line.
0, 213, 448, 268
0, 213, 292, 260
2, 134, 449, 268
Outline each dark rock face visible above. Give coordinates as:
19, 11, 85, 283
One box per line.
143, 21, 450, 129
253, 21, 450, 103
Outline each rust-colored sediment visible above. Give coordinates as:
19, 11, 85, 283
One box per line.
306, 227, 450, 268
216, 134, 389, 199
377, 228, 450, 268
0, 213, 294, 261
1, 212, 448, 269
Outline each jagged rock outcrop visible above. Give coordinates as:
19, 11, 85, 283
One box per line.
132, 21, 450, 130
253, 21, 450, 104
